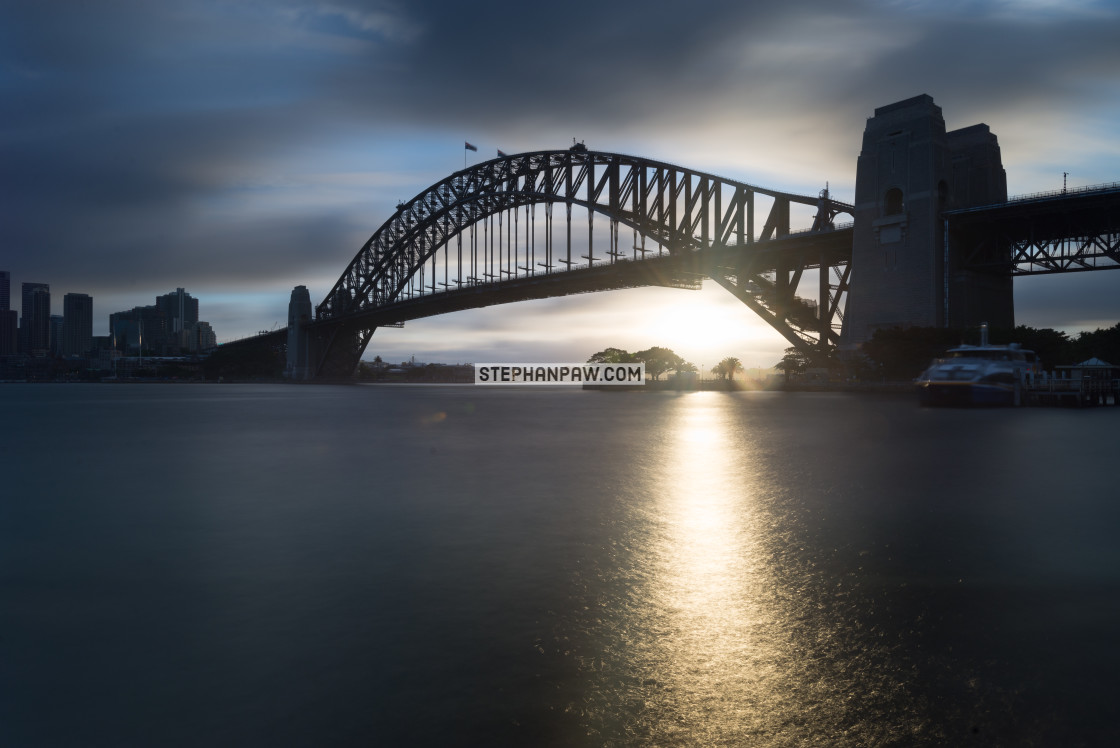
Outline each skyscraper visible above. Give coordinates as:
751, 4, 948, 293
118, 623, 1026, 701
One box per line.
50, 315, 64, 356
0, 272, 13, 355
21, 282, 50, 356
0, 310, 15, 355
63, 293, 93, 356
110, 305, 166, 354
157, 288, 198, 330
156, 288, 200, 351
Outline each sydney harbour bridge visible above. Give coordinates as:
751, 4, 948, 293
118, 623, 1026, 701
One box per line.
238, 95, 1120, 381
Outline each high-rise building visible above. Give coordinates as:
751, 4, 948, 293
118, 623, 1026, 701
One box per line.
157, 288, 198, 330
63, 293, 93, 356
110, 305, 167, 354
156, 288, 200, 351
0, 310, 15, 355
192, 321, 217, 352
50, 315, 64, 356
21, 282, 50, 356
0, 272, 13, 355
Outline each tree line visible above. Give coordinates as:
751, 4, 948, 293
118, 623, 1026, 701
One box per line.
587, 347, 746, 381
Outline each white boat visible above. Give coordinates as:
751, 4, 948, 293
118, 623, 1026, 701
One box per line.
915, 328, 1039, 406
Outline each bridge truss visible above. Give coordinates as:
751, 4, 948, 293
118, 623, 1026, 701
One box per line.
312, 146, 853, 378
950, 183, 1120, 275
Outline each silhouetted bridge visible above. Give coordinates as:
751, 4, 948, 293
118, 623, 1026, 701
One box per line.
291, 144, 856, 379
223, 96, 1120, 380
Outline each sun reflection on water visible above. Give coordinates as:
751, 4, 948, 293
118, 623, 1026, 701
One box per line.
646, 392, 787, 743
582, 392, 925, 746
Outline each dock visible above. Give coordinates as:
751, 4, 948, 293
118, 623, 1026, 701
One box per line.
1024, 359, 1120, 407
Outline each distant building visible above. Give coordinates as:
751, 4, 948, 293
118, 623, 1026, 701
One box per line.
191, 320, 217, 352
0, 271, 13, 355
0, 309, 16, 355
21, 283, 50, 356
89, 335, 117, 370
157, 288, 199, 349
110, 288, 214, 355
110, 305, 167, 354
63, 292, 93, 356
0, 270, 10, 312
50, 315, 64, 356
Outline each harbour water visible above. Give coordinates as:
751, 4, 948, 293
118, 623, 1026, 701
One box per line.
2, 384, 1119, 746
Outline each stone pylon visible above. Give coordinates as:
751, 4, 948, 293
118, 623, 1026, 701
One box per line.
842, 94, 1012, 346
286, 285, 313, 380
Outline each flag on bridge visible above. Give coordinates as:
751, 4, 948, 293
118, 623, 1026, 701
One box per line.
497, 149, 508, 157
464, 142, 477, 152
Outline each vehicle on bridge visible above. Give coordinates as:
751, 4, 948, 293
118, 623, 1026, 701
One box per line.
915, 339, 1040, 407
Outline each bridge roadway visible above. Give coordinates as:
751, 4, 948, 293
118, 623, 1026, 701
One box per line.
950, 182, 1120, 275
305, 225, 853, 333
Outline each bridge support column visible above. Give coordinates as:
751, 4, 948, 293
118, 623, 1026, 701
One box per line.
286, 285, 313, 380
842, 95, 1013, 347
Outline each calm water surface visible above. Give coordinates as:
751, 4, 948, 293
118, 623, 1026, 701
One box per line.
2, 384, 1119, 746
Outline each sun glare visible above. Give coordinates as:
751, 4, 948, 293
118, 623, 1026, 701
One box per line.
643, 286, 787, 370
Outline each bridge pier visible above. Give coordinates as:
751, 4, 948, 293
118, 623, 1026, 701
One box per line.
842, 95, 1013, 346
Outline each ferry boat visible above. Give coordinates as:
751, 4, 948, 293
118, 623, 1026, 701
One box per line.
915, 328, 1039, 407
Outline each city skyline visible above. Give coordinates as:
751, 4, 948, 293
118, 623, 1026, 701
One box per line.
4, 1, 1120, 368
0, 272, 217, 359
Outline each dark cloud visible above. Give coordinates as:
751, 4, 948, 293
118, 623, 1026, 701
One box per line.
2, 0, 1118, 344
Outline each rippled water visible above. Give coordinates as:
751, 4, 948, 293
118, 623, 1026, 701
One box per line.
2, 384, 1118, 746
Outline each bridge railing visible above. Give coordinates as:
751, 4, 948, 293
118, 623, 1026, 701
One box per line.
1009, 180, 1120, 203
218, 329, 286, 347
950, 181, 1120, 215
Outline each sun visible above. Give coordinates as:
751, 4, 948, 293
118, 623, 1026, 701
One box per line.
639, 285, 788, 370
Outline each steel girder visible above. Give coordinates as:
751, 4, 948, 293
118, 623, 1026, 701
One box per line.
707, 230, 852, 357
948, 184, 1120, 275
313, 146, 853, 377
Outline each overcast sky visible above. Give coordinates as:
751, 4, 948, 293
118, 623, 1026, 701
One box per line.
3, 0, 1119, 367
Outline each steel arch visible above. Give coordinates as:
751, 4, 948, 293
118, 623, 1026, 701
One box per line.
312, 146, 853, 377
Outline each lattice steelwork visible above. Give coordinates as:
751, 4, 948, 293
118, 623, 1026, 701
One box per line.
312, 145, 853, 378
949, 183, 1120, 276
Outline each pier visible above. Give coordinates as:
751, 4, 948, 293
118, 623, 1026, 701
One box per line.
1025, 360, 1120, 407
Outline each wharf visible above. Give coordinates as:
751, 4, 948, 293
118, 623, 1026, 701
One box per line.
1025, 378, 1120, 407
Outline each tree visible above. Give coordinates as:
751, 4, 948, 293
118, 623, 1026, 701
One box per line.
634, 346, 687, 381
1072, 323, 1120, 365
1004, 326, 1070, 370
711, 356, 743, 381
775, 347, 811, 383
587, 347, 636, 364
860, 327, 961, 381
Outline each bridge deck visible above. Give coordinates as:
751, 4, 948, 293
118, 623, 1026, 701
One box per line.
311, 227, 854, 331
948, 183, 1120, 274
